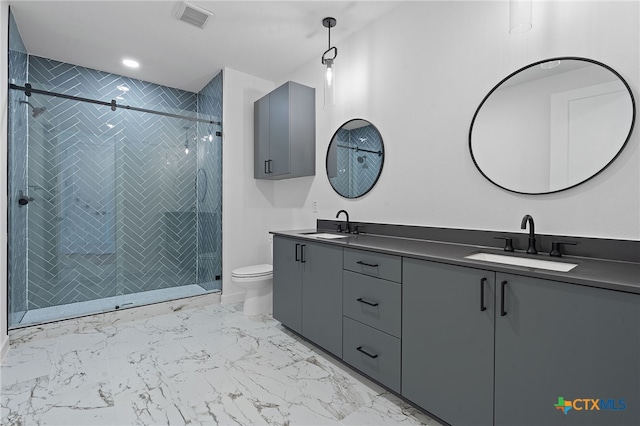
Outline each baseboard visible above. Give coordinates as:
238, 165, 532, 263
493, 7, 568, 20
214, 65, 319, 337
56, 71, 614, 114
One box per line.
221, 292, 244, 305
0, 335, 9, 364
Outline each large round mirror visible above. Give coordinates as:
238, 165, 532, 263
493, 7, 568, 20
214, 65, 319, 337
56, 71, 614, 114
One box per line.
469, 57, 635, 194
326, 119, 384, 198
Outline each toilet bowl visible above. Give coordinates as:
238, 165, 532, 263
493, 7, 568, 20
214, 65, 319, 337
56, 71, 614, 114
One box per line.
231, 263, 273, 316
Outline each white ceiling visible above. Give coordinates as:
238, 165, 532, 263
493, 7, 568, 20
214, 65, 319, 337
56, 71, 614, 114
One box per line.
8, 1, 403, 93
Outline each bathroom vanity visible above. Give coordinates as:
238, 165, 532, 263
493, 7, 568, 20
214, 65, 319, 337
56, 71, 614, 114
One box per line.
271, 222, 640, 426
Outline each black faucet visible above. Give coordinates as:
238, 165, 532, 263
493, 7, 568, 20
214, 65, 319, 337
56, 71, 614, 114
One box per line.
520, 214, 537, 254
336, 210, 350, 233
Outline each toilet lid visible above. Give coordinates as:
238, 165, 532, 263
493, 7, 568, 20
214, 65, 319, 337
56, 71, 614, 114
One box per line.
232, 264, 273, 278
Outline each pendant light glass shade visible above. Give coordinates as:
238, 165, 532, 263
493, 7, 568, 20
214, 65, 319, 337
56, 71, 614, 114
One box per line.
324, 58, 335, 107
509, 0, 532, 35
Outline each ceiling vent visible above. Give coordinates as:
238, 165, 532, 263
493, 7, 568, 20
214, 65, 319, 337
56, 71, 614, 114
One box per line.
176, 2, 213, 29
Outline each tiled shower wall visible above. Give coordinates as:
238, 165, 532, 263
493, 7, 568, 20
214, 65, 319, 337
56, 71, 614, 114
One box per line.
12, 55, 221, 310
331, 125, 384, 197
8, 10, 28, 323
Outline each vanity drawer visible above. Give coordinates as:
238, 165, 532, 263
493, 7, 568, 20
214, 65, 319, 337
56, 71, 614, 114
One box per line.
343, 317, 401, 393
343, 271, 401, 338
344, 248, 402, 283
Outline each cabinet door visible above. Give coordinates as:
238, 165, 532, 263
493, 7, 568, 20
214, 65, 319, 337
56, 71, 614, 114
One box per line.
268, 83, 290, 177
403, 259, 495, 426
272, 237, 302, 333
254, 94, 270, 179
495, 274, 640, 426
301, 241, 343, 357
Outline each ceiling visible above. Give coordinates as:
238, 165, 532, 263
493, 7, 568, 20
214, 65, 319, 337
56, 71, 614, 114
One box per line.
8, 1, 403, 93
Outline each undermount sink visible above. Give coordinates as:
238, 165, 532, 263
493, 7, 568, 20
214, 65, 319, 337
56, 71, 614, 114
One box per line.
465, 252, 578, 272
301, 232, 350, 239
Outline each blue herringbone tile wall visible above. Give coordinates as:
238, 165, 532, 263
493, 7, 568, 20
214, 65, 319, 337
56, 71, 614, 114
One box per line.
349, 125, 384, 195
331, 125, 383, 198
15, 55, 220, 310
196, 73, 223, 291
8, 10, 29, 326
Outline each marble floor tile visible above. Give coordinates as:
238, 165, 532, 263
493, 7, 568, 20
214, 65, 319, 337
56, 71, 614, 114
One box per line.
2, 301, 442, 426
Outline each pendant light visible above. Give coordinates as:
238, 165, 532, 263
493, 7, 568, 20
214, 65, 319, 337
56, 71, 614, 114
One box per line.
321, 17, 337, 107
509, 0, 532, 35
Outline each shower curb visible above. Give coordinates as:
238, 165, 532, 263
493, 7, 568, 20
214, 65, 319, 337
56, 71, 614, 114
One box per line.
8, 292, 221, 347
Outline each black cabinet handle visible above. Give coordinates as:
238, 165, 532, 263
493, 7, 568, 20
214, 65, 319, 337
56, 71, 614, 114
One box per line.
480, 278, 487, 312
356, 261, 379, 268
501, 280, 508, 316
357, 298, 379, 307
300, 244, 306, 263
295, 243, 300, 262
268, 159, 272, 174
264, 160, 268, 174
356, 346, 378, 359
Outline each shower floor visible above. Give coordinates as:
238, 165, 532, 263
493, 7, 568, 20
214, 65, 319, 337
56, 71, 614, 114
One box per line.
16, 283, 219, 327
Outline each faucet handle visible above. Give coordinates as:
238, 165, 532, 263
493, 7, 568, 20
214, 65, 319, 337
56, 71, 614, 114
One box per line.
494, 236, 514, 252
550, 241, 577, 257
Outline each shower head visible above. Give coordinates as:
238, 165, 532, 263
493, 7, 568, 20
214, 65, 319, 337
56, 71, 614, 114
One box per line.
20, 100, 47, 118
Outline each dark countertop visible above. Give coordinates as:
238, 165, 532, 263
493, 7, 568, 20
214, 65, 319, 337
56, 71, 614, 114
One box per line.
271, 229, 640, 295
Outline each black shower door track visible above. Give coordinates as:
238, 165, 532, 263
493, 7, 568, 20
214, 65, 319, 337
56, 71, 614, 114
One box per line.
9, 83, 221, 126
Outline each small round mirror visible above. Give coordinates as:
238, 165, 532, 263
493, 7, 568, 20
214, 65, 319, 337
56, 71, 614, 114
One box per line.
326, 119, 384, 198
469, 57, 635, 194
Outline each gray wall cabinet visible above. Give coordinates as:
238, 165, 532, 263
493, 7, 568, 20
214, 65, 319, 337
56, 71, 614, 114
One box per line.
254, 81, 315, 180
403, 259, 495, 426
272, 236, 343, 357
494, 273, 640, 426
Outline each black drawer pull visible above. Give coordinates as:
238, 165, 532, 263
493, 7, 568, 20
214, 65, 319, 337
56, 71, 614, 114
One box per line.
295, 243, 300, 262
501, 280, 508, 316
264, 160, 268, 174
480, 277, 487, 312
357, 298, 379, 307
300, 244, 306, 263
356, 261, 379, 268
356, 346, 378, 359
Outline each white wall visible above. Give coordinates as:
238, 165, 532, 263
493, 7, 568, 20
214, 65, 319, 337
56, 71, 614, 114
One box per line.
267, 0, 640, 240
1, 0, 10, 361
222, 68, 301, 301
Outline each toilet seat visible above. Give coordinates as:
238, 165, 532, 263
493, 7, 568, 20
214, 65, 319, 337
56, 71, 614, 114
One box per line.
232, 264, 273, 280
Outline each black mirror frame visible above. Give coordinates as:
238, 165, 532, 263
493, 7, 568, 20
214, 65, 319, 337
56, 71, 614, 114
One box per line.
325, 118, 385, 199
469, 56, 636, 195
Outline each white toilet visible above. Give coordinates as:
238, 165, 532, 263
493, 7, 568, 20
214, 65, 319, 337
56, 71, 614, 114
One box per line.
231, 239, 273, 316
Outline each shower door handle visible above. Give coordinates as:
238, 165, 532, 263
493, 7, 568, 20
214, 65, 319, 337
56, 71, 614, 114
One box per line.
17, 190, 33, 207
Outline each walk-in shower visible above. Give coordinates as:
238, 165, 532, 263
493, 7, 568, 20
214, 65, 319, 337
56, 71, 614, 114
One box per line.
8, 12, 222, 328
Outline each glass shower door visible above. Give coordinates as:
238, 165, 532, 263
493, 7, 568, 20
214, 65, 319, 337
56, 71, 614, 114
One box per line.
24, 95, 119, 318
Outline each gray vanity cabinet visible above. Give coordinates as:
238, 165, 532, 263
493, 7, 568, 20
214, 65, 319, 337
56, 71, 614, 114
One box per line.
272, 236, 343, 357
494, 273, 640, 426
402, 259, 496, 426
273, 236, 303, 333
254, 81, 315, 180
342, 249, 403, 393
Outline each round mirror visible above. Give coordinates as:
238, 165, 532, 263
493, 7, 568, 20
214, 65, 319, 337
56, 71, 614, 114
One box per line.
469, 57, 635, 194
326, 119, 384, 198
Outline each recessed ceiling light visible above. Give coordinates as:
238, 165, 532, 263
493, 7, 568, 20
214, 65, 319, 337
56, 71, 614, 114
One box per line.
122, 59, 139, 68
117, 85, 130, 92
106, 123, 115, 129
116, 96, 124, 100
